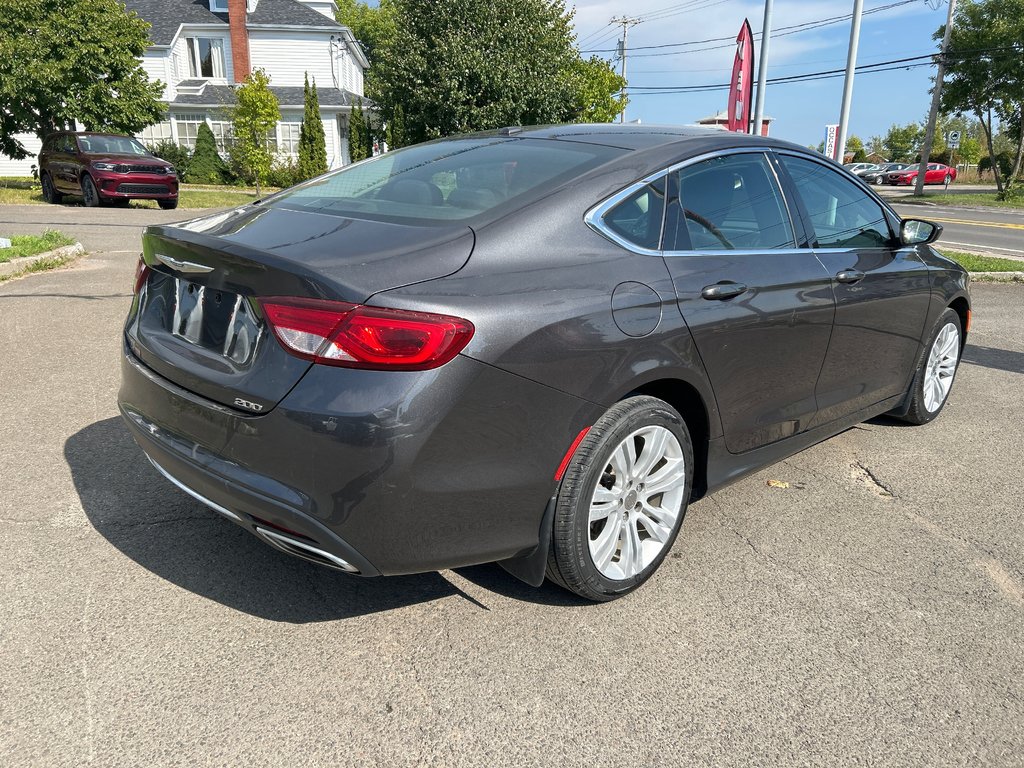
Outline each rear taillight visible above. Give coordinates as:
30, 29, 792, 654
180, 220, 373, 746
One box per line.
133, 258, 150, 294
259, 297, 474, 370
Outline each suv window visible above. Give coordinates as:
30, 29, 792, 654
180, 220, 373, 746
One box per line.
601, 179, 666, 251
781, 155, 893, 248
667, 153, 795, 251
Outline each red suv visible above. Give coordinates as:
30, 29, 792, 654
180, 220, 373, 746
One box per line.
38, 131, 179, 209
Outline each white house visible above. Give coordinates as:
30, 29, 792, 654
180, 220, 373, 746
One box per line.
0, 0, 368, 176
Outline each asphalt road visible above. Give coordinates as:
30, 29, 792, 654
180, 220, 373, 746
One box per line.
2, 205, 1023, 766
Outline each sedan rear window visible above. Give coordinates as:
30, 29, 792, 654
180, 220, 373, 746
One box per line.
267, 138, 624, 224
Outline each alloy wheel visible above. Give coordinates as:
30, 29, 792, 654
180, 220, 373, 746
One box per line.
923, 322, 959, 412
587, 425, 687, 580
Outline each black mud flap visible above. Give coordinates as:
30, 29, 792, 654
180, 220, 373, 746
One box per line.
497, 496, 556, 587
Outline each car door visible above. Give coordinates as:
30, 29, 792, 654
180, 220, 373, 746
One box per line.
775, 152, 932, 426
47, 134, 71, 192
661, 150, 836, 454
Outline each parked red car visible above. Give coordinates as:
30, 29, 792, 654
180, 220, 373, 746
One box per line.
885, 163, 957, 186
38, 132, 179, 209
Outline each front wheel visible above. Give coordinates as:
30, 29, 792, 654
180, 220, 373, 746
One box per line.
547, 396, 693, 601
899, 308, 962, 425
158, 198, 178, 210
81, 174, 100, 207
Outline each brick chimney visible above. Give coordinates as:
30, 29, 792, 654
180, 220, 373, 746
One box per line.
227, 0, 251, 82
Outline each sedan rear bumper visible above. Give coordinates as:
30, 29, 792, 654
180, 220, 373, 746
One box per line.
118, 341, 598, 576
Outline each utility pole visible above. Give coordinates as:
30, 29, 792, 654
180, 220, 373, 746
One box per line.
835, 0, 864, 162
611, 16, 641, 123
915, 0, 958, 196
751, 0, 774, 136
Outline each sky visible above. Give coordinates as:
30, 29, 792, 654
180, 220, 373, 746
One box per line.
569, 0, 951, 146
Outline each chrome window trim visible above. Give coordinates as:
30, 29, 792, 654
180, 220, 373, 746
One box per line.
585, 146, 803, 258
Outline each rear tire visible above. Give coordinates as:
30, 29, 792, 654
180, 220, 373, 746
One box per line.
547, 396, 693, 602
158, 199, 178, 210
81, 174, 100, 207
898, 308, 962, 425
41, 173, 63, 204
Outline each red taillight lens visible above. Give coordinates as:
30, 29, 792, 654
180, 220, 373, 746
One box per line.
259, 297, 474, 370
133, 258, 150, 294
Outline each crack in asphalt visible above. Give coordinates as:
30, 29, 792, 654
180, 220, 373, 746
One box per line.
851, 460, 897, 499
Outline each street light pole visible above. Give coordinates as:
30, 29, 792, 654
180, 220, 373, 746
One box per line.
914, 0, 958, 196
835, 0, 864, 162
751, 0, 774, 136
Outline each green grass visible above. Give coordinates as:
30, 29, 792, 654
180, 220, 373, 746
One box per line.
924, 192, 1024, 209
938, 249, 1024, 272
0, 230, 75, 263
0, 178, 273, 209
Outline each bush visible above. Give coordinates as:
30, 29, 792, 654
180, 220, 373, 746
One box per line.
267, 158, 302, 189
979, 152, 1013, 179
147, 139, 190, 179
187, 123, 229, 184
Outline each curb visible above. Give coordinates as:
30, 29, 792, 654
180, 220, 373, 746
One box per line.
0, 242, 85, 279
969, 271, 1024, 283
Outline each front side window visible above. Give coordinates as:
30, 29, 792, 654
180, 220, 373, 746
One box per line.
187, 38, 225, 79
781, 154, 893, 248
668, 152, 795, 251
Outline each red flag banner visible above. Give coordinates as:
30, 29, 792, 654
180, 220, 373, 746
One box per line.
727, 19, 754, 133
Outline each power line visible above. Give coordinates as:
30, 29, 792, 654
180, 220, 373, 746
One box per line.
581, 0, 917, 56
623, 47, 1021, 94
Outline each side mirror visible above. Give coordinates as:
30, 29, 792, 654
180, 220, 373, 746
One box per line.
900, 218, 942, 246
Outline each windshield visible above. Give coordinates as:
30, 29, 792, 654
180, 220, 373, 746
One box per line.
77, 135, 150, 156
902, 165, 920, 172
267, 137, 625, 225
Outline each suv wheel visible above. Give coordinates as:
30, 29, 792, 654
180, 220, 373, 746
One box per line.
41, 173, 63, 204
81, 174, 100, 207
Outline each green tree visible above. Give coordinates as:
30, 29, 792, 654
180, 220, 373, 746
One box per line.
868, 135, 886, 157
188, 122, 228, 184
229, 69, 280, 195
0, 0, 165, 159
336, 0, 398, 62
369, 0, 621, 144
939, 0, 1024, 193
957, 136, 982, 165
297, 73, 328, 180
883, 123, 923, 162
349, 99, 372, 162
566, 56, 627, 123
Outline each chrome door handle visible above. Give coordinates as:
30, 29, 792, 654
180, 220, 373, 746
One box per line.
701, 282, 748, 300
835, 269, 866, 284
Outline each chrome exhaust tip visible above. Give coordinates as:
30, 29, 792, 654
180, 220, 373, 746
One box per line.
254, 527, 359, 573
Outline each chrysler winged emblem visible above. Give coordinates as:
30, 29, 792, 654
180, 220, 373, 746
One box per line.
155, 253, 214, 273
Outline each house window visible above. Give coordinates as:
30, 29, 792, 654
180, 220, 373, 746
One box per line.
209, 121, 235, 153
139, 121, 173, 146
187, 38, 225, 79
277, 120, 302, 155
174, 113, 207, 149
209, 0, 228, 11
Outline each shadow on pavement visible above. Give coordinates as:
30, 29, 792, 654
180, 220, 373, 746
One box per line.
961, 343, 1024, 375
65, 417, 470, 623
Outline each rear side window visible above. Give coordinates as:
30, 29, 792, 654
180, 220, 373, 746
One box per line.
268, 138, 625, 225
667, 153, 795, 251
601, 179, 666, 251
781, 155, 893, 248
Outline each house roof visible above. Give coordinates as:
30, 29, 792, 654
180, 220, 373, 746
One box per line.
124, 0, 343, 46
169, 84, 366, 109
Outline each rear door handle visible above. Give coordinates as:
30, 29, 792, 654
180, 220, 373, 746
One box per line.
835, 269, 866, 284
701, 282, 748, 300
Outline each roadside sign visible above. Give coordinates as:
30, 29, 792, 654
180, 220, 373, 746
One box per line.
947, 130, 962, 149
824, 124, 839, 160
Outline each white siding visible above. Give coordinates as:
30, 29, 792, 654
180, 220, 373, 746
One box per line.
140, 52, 173, 99
294, 0, 337, 20
0, 133, 42, 177
248, 31, 336, 89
